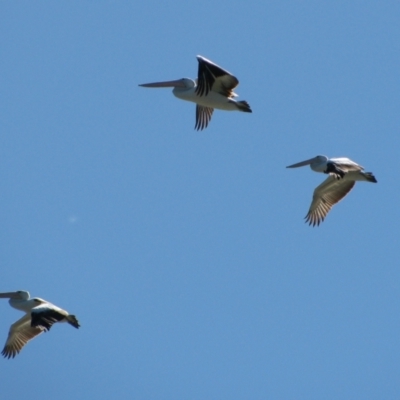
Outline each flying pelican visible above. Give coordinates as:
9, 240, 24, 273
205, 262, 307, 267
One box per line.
286, 155, 377, 226
139, 55, 252, 130
0, 290, 80, 358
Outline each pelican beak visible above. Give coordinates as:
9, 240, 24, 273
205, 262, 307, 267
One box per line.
138, 79, 186, 88
0, 292, 19, 299
286, 157, 317, 168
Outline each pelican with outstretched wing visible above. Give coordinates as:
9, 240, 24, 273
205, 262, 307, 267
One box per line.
139, 55, 252, 130
286, 155, 377, 226
0, 290, 80, 358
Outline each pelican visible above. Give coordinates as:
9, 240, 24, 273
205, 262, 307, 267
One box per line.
286, 155, 377, 226
0, 291, 80, 358
139, 55, 252, 130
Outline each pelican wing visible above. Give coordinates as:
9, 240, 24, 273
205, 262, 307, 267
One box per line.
2, 314, 44, 358
32, 303, 80, 330
195, 105, 214, 131
195, 56, 239, 98
305, 176, 356, 226
331, 158, 364, 172
31, 303, 69, 331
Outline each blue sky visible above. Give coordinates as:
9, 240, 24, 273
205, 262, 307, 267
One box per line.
1, 2, 399, 399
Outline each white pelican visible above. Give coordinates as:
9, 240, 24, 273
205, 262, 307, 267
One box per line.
139, 55, 252, 130
286, 155, 377, 226
0, 291, 80, 358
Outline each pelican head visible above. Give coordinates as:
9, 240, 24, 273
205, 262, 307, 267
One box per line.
0, 291, 30, 300
286, 155, 328, 169
139, 78, 195, 90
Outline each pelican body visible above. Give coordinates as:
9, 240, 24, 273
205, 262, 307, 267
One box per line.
286, 155, 377, 226
139, 55, 252, 130
0, 291, 80, 358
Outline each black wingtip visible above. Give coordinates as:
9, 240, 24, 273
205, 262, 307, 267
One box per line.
366, 173, 377, 183
304, 214, 323, 227
236, 101, 252, 113
67, 315, 80, 329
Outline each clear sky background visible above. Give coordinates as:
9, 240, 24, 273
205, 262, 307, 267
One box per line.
1, 2, 399, 399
